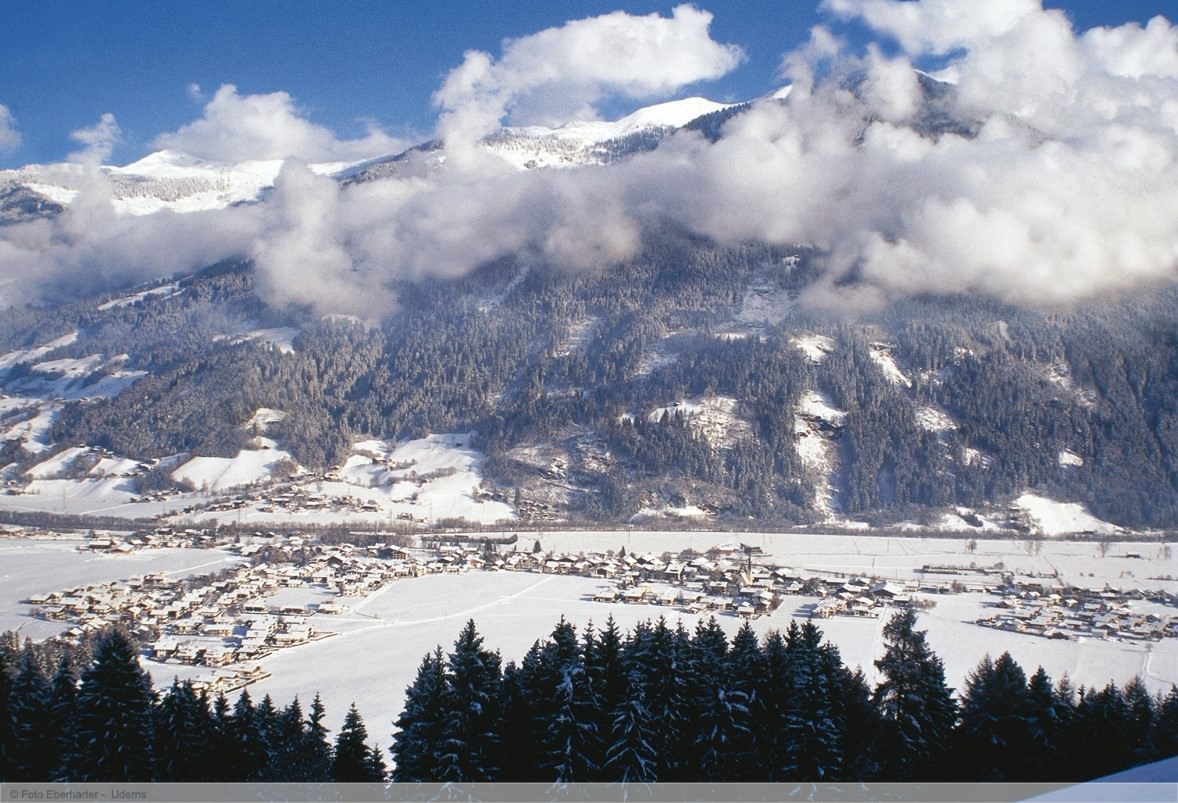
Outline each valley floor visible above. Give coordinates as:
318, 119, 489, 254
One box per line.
2, 527, 1175, 733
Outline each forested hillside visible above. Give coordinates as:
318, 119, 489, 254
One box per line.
2, 228, 1176, 528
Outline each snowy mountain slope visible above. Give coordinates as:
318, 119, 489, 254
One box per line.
0, 97, 736, 220
0, 151, 349, 218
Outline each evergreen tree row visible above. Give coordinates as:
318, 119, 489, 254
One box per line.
0, 629, 385, 783
391, 611, 1178, 783
3, 615, 1176, 784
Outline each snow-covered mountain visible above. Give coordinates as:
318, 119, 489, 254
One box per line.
0, 97, 737, 221
0, 150, 350, 220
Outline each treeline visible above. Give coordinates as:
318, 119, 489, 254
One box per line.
3, 613, 1176, 783
389, 611, 1178, 783
0, 629, 385, 783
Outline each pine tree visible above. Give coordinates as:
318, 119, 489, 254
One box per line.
535, 618, 596, 782
46, 658, 78, 782
331, 704, 385, 782
302, 693, 333, 781
0, 653, 15, 782
873, 610, 957, 781
152, 679, 211, 782
778, 622, 843, 781
69, 630, 156, 782
10, 648, 52, 780
1024, 667, 1069, 780
1067, 682, 1132, 780
685, 617, 751, 782
954, 652, 1034, 780
391, 647, 447, 782
1122, 677, 1156, 765
436, 620, 502, 781
834, 666, 879, 781
271, 697, 309, 782
253, 694, 280, 780
624, 618, 688, 780
604, 667, 658, 784
227, 690, 269, 781
1154, 686, 1178, 760
204, 692, 236, 780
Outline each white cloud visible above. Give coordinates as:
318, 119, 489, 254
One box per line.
67, 113, 121, 164
434, 4, 744, 160
152, 84, 407, 163
3, 1, 1178, 317
820, 0, 1041, 55
0, 104, 20, 154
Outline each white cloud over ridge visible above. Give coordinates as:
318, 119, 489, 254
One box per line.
153, 84, 408, 163
0, 105, 20, 155
434, 4, 744, 164
0, 1, 1177, 315
67, 113, 121, 164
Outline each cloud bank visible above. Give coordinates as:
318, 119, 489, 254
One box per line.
153, 84, 408, 163
1, 1, 1177, 315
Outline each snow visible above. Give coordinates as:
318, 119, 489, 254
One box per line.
633, 503, 710, 521
868, 342, 911, 387
1014, 493, 1119, 536
961, 447, 990, 468
791, 333, 835, 364
167, 433, 514, 527
794, 391, 846, 517
937, 509, 1005, 532
2, 527, 1175, 735
4, 150, 351, 218
1058, 449, 1084, 468
26, 446, 90, 479
552, 317, 598, 358
915, 405, 957, 432
2, 345, 145, 402
736, 284, 794, 327
797, 390, 846, 425
245, 408, 287, 432
484, 97, 734, 170
0, 398, 61, 453
644, 396, 751, 449
225, 327, 299, 354
172, 438, 300, 492
31, 354, 104, 378
98, 282, 183, 310
0, 331, 78, 372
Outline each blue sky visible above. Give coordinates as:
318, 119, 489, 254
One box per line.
0, 0, 1173, 168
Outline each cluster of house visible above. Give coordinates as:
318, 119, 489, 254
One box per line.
975, 583, 1176, 642
25, 534, 419, 665
21, 528, 1177, 698
186, 488, 384, 517
424, 541, 920, 621
80, 526, 218, 553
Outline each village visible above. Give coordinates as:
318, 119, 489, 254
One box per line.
11, 524, 1177, 697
